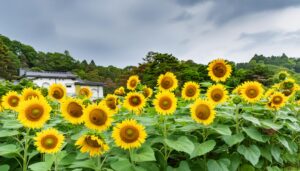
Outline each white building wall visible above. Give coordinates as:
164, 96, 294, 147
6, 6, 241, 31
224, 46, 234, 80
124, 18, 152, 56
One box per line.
89, 86, 104, 99
32, 78, 76, 96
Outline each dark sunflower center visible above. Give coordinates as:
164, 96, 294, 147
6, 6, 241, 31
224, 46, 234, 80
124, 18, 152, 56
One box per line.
129, 96, 141, 106
212, 63, 226, 77
25, 104, 44, 121
195, 104, 210, 120
246, 88, 258, 98
120, 126, 139, 143
85, 136, 102, 148
41, 135, 58, 149
211, 89, 223, 102
8, 96, 20, 107
25, 93, 38, 100
185, 86, 196, 97
273, 96, 283, 105
130, 80, 137, 87
80, 89, 89, 96
89, 109, 107, 126
52, 88, 64, 99
283, 82, 294, 89
282, 89, 292, 96
106, 98, 117, 109
159, 97, 172, 110
161, 77, 173, 89
67, 102, 83, 118
143, 89, 150, 98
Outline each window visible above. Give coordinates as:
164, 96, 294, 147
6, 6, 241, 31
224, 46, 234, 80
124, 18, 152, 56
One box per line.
65, 83, 72, 88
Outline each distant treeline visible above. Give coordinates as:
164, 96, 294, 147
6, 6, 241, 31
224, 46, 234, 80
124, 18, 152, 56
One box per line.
1, 34, 300, 94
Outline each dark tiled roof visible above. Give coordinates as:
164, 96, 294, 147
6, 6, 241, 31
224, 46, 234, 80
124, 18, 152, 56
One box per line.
19, 69, 77, 79
75, 80, 105, 86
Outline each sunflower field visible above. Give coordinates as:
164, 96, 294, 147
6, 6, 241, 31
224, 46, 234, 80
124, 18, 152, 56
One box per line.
0, 59, 300, 171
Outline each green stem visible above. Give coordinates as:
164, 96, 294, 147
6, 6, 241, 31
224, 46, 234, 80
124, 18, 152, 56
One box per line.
163, 116, 169, 161
202, 129, 207, 171
235, 104, 240, 133
99, 155, 108, 171
23, 129, 30, 171
129, 149, 135, 166
54, 153, 59, 171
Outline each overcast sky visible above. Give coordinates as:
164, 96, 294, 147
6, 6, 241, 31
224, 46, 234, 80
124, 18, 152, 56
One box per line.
1, 0, 300, 67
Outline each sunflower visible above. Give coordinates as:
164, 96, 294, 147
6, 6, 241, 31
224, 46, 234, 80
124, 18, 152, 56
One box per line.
206, 84, 228, 105
75, 134, 109, 157
153, 91, 177, 115
232, 85, 243, 95
240, 81, 264, 103
21, 87, 43, 101
99, 94, 119, 114
181, 82, 200, 101
127, 75, 140, 91
264, 88, 276, 98
79, 87, 92, 99
157, 72, 178, 92
112, 119, 147, 150
278, 71, 289, 80
1, 91, 21, 110
208, 59, 232, 82
267, 92, 287, 110
114, 86, 125, 96
84, 104, 113, 132
123, 92, 146, 114
61, 98, 84, 124
17, 98, 51, 129
142, 86, 153, 98
34, 128, 64, 154
48, 83, 66, 101
281, 78, 295, 90
190, 99, 215, 125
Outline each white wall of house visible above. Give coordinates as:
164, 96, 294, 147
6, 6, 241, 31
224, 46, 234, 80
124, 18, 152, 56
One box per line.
90, 85, 104, 99
31, 78, 76, 96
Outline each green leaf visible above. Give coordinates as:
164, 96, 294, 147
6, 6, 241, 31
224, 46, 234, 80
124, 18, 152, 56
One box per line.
239, 164, 255, 171
0, 130, 19, 138
271, 145, 282, 164
229, 153, 241, 171
167, 161, 191, 171
260, 146, 272, 162
242, 115, 261, 126
0, 165, 9, 171
69, 160, 96, 170
211, 125, 232, 136
237, 145, 260, 165
132, 145, 156, 162
0, 144, 19, 156
277, 136, 298, 154
207, 158, 230, 171
165, 136, 194, 155
243, 127, 267, 142
222, 133, 244, 147
29, 162, 53, 171
110, 159, 135, 171
190, 140, 216, 159
2, 120, 22, 129
266, 166, 282, 171
260, 119, 283, 130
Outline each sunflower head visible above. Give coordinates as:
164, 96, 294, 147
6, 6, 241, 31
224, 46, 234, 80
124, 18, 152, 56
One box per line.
114, 86, 125, 96
208, 59, 232, 82
142, 86, 153, 98
278, 71, 289, 81
282, 78, 295, 89
207, 84, 228, 105
267, 92, 287, 110
48, 83, 66, 101
181, 82, 200, 101
264, 88, 276, 98
1, 91, 21, 110
34, 128, 64, 154
153, 91, 177, 115
79, 87, 93, 99
61, 98, 84, 124
123, 92, 146, 114
232, 85, 243, 95
17, 98, 51, 129
99, 94, 119, 114
127, 75, 140, 90
190, 99, 215, 125
157, 72, 178, 92
84, 104, 113, 132
75, 134, 109, 157
240, 81, 264, 103
21, 88, 43, 101
112, 119, 147, 150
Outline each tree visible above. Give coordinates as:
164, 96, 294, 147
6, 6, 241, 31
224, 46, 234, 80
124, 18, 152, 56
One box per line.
0, 41, 20, 80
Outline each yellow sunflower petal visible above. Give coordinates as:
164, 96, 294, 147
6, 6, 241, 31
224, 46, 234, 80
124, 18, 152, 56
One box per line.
78, 87, 93, 99
123, 92, 146, 114
181, 81, 200, 101
2, 91, 21, 110
240, 81, 264, 103
206, 84, 228, 105
48, 83, 67, 102
127, 75, 140, 91
34, 128, 64, 154
21, 87, 44, 101
208, 59, 232, 82
153, 91, 177, 115
61, 98, 84, 124
75, 134, 109, 157
112, 119, 147, 150
157, 72, 178, 92
190, 99, 215, 125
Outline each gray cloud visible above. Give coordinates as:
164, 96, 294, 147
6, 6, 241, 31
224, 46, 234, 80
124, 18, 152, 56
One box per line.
0, 0, 300, 67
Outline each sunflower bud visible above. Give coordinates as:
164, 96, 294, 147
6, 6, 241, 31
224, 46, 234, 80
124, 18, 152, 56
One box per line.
232, 96, 241, 104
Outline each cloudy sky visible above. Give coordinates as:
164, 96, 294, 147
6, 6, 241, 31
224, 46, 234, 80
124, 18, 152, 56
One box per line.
1, 0, 300, 67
